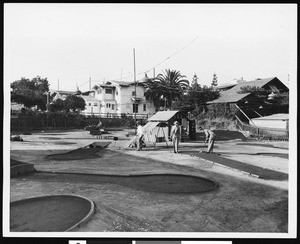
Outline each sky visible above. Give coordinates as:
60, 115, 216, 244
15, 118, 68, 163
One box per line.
4, 3, 297, 91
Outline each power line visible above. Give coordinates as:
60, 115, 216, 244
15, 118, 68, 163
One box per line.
107, 36, 200, 82
78, 36, 199, 89
143, 35, 200, 75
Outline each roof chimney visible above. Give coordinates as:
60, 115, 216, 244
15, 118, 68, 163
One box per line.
236, 77, 246, 84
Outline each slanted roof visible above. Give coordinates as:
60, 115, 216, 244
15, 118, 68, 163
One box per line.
208, 77, 287, 104
148, 110, 179, 122
252, 113, 289, 120
143, 121, 160, 132
215, 83, 237, 90
52, 90, 77, 95
207, 92, 251, 104
80, 95, 101, 102
98, 80, 145, 88
222, 77, 277, 94
110, 80, 135, 86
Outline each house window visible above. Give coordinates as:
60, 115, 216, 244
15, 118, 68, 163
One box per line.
105, 88, 113, 94
133, 104, 138, 113
143, 104, 146, 111
88, 103, 91, 106
112, 104, 114, 110
116, 91, 118, 95
94, 103, 98, 106
132, 91, 136, 96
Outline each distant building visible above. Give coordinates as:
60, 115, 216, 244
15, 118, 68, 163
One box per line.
80, 80, 156, 118
11, 102, 24, 117
207, 77, 289, 113
80, 94, 101, 115
50, 90, 78, 100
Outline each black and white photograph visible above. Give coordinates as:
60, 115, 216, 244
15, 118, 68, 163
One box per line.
3, 3, 297, 239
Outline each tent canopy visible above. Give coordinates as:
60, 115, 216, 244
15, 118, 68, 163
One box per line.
143, 121, 160, 132
148, 110, 179, 122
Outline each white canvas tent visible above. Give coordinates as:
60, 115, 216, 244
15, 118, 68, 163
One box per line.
142, 110, 180, 147
142, 121, 169, 147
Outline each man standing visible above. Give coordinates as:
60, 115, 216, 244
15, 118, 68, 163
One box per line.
170, 121, 181, 153
96, 119, 102, 130
199, 127, 216, 153
136, 121, 144, 151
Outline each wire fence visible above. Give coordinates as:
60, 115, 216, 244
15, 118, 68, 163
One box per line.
81, 112, 152, 119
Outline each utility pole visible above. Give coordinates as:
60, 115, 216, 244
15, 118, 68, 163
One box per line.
89, 77, 91, 90
133, 48, 137, 134
153, 67, 155, 79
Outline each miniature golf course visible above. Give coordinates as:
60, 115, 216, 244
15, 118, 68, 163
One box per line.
10, 195, 94, 232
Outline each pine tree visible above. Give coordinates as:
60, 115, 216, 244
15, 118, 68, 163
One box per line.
191, 73, 199, 89
211, 73, 218, 87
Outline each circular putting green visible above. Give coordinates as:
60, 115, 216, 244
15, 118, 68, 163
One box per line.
10, 195, 94, 232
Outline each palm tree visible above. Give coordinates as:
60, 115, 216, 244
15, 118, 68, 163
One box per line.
144, 69, 189, 110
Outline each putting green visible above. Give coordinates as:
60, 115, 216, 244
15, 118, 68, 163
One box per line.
10, 195, 94, 232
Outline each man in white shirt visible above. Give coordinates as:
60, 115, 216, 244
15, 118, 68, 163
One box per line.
199, 127, 216, 153
170, 121, 181, 153
136, 121, 144, 151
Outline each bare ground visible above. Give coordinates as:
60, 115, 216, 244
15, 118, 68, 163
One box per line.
8, 129, 289, 233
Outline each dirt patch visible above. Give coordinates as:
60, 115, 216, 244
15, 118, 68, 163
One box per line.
39, 137, 61, 140
10, 195, 93, 232
28, 172, 218, 194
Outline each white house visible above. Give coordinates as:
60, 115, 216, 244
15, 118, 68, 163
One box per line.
80, 94, 101, 115
81, 80, 156, 118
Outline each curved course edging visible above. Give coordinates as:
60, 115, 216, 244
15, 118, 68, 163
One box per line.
37, 171, 218, 194
65, 195, 95, 232
10, 194, 95, 232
